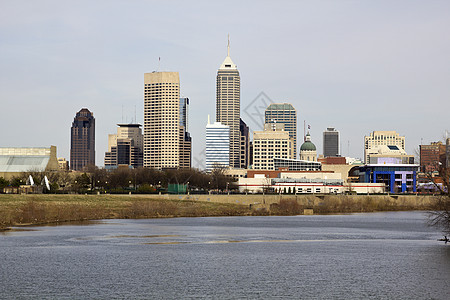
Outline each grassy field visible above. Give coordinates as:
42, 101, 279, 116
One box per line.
0, 194, 438, 230
0, 194, 251, 230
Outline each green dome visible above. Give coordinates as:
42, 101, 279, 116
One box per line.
300, 141, 316, 151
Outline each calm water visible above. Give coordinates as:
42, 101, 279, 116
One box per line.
1, 212, 449, 299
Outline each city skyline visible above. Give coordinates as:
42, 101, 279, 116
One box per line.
1, 1, 450, 167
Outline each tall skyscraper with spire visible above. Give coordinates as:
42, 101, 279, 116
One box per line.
216, 36, 241, 168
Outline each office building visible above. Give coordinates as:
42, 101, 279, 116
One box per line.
105, 124, 144, 169
180, 97, 189, 130
300, 132, 317, 162
179, 97, 192, 169
252, 124, 294, 170
420, 141, 446, 173
323, 127, 339, 157
58, 158, 69, 170
179, 128, 192, 169
144, 72, 180, 169
216, 37, 240, 168
206, 118, 230, 171
364, 131, 405, 164
239, 118, 250, 168
70, 108, 95, 170
265, 103, 297, 158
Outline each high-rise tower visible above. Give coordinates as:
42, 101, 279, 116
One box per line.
216, 37, 240, 168
323, 127, 339, 157
144, 72, 180, 169
104, 124, 144, 169
70, 108, 95, 170
264, 103, 297, 158
179, 97, 191, 169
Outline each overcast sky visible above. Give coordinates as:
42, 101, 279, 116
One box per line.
1, 0, 449, 168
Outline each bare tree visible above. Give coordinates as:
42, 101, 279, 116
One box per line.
427, 165, 450, 235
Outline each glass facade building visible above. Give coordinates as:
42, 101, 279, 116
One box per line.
206, 122, 230, 171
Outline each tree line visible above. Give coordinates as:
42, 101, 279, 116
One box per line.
0, 166, 236, 194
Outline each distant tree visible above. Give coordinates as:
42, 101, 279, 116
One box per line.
210, 164, 232, 191
0, 177, 9, 190
10, 176, 25, 187
428, 164, 450, 235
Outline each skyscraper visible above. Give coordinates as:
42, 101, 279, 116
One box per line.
323, 127, 339, 157
179, 97, 189, 130
179, 97, 192, 169
144, 72, 180, 169
239, 118, 250, 168
216, 37, 240, 168
206, 117, 230, 171
104, 123, 144, 169
264, 103, 297, 158
70, 108, 95, 170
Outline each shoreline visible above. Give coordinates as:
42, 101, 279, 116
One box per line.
0, 194, 437, 230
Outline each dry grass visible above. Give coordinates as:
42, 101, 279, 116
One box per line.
0, 194, 438, 229
0, 194, 250, 229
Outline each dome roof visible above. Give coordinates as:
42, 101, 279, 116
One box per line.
300, 132, 316, 151
300, 141, 316, 151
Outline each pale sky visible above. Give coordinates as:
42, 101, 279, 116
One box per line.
1, 0, 449, 169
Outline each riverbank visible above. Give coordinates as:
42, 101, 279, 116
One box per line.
0, 194, 438, 230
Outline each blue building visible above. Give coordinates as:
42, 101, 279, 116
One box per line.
359, 164, 419, 193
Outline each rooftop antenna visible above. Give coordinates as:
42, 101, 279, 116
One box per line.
227, 34, 230, 57
122, 105, 124, 123
157, 57, 161, 72
134, 105, 137, 124
304, 120, 306, 142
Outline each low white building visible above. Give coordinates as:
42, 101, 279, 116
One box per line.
238, 171, 385, 194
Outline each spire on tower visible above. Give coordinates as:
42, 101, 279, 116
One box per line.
227, 34, 230, 57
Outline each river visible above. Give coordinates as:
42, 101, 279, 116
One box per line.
1, 211, 449, 299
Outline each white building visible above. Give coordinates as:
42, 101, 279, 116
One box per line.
206, 118, 230, 171
252, 124, 294, 170
238, 172, 385, 194
367, 145, 414, 164
364, 131, 405, 164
